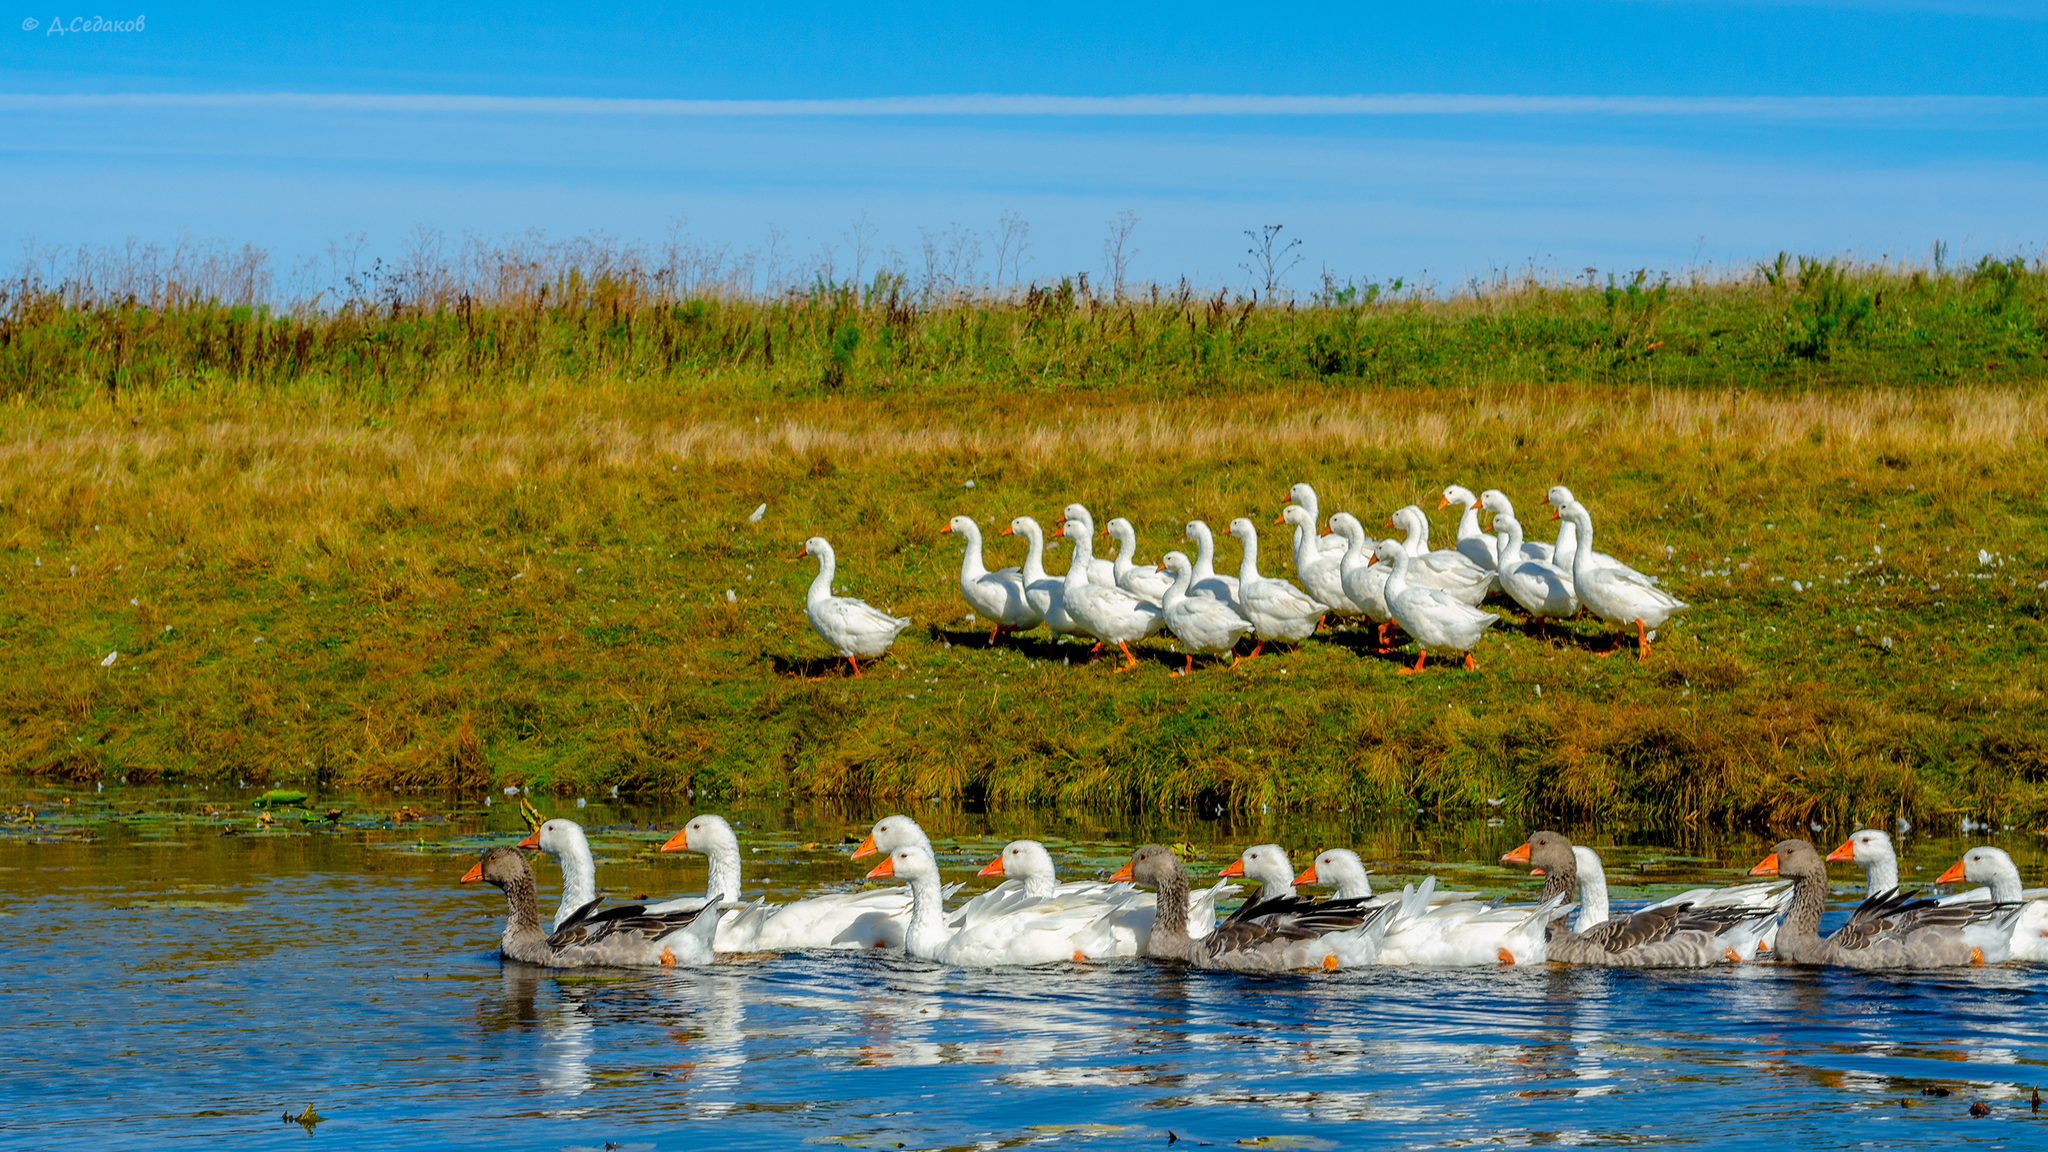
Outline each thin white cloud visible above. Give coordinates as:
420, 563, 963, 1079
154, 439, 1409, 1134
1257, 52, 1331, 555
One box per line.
1, 91, 2041, 120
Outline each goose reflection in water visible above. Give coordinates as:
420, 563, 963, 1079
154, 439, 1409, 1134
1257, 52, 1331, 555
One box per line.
647, 966, 747, 1117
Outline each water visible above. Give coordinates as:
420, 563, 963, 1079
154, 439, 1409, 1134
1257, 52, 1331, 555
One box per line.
5, 783, 2046, 1150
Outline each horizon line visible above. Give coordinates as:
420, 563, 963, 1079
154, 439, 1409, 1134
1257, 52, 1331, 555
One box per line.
3, 91, 2044, 119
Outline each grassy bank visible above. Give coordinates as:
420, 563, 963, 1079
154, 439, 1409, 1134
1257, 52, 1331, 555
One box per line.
2, 264, 2046, 832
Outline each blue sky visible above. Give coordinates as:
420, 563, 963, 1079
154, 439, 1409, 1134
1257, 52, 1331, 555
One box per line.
4, 2, 2045, 294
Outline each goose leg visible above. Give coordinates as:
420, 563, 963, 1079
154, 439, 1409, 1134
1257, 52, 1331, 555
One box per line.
1377, 622, 1392, 652
1635, 618, 1651, 659
1180, 654, 1194, 676
846, 656, 862, 676
1116, 641, 1139, 672
1248, 640, 1264, 660
988, 623, 1001, 646
1400, 648, 1427, 675
1464, 652, 1478, 672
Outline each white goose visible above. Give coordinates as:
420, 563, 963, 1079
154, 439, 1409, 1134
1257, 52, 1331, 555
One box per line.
1002, 516, 1082, 639
1158, 551, 1255, 673
1555, 502, 1687, 658
1493, 512, 1578, 627
1105, 517, 1174, 604
1388, 505, 1492, 606
1181, 519, 1242, 608
1056, 516, 1164, 670
1554, 841, 1789, 944
1478, 489, 1556, 566
1293, 849, 1486, 909
1281, 504, 1358, 613
1938, 846, 2048, 960
850, 814, 1011, 929
659, 813, 925, 950
1440, 484, 1500, 579
1375, 875, 1570, 966
944, 515, 1038, 643
1219, 843, 1298, 899
1285, 482, 1351, 556
1330, 513, 1397, 647
866, 843, 1122, 966
1828, 829, 1904, 894
800, 536, 911, 676
1227, 517, 1326, 651
519, 818, 605, 930
1378, 539, 1498, 673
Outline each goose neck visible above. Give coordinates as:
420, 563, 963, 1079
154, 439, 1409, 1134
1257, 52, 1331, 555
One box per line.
702, 840, 744, 904
1781, 866, 1828, 946
956, 523, 987, 580
1161, 564, 1190, 612
902, 870, 951, 958
1063, 531, 1095, 590
1152, 867, 1192, 940
1456, 502, 1483, 541
1018, 523, 1048, 581
806, 549, 837, 606
1982, 855, 2024, 902
1863, 855, 1899, 894
1235, 527, 1261, 583
550, 832, 598, 927
501, 869, 546, 941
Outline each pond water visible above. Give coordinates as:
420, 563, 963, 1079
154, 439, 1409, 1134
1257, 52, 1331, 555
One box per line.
5, 782, 2047, 1150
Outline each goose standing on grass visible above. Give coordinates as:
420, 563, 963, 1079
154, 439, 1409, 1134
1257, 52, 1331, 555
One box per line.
1938, 847, 2048, 961
1479, 490, 1555, 565
1105, 517, 1174, 604
1285, 483, 1352, 556
1055, 516, 1164, 670
1056, 503, 1120, 586
1751, 839, 2023, 967
462, 846, 721, 968
1554, 502, 1687, 658
1182, 520, 1242, 608
799, 537, 910, 676
659, 814, 927, 950
1378, 540, 1497, 673
1227, 517, 1326, 653
1493, 512, 1578, 629
1502, 832, 1781, 966
1282, 504, 1358, 614
1110, 845, 1392, 970
1158, 551, 1254, 673
1330, 513, 1398, 648
1389, 506, 1493, 605
1439, 484, 1500, 581
1002, 516, 1082, 640
944, 515, 1037, 644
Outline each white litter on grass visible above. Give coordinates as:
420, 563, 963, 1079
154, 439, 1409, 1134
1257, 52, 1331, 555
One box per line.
1882, 636, 1894, 650
964, 479, 976, 488
1979, 549, 1993, 565
129, 598, 138, 606
749, 503, 767, 523
725, 589, 737, 603
100, 651, 117, 666
503, 785, 519, 796
575, 797, 586, 808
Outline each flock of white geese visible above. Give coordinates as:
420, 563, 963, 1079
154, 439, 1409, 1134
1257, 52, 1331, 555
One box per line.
462, 812, 2048, 974
799, 482, 1689, 675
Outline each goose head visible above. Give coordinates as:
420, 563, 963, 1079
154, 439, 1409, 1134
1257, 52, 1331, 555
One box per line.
980, 839, 1059, 889
1389, 505, 1428, 540
1501, 830, 1575, 877
1003, 515, 1043, 543
866, 842, 942, 886
1478, 489, 1514, 518
1327, 512, 1365, 544
1287, 482, 1318, 509
659, 813, 737, 855
461, 844, 532, 888
943, 514, 980, 540
1061, 504, 1094, 534
1109, 843, 1184, 889
853, 814, 928, 860
1827, 828, 1895, 868
1278, 505, 1317, 534
1938, 845, 2021, 898
1543, 485, 1578, 512
1439, 484, 1479, 511
1219, 843, 1294, 894
1371, 539, 1405, 566
798, 536, 835, 563
1294, 848, 1372, 897
1160, 551, 1193, 578
1751, 838, 1825, 882
1227, 517, 1258, 543
1106, 517, 1137, 547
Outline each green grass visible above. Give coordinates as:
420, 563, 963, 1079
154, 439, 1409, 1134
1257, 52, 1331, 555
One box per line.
3, 255, 2046, 833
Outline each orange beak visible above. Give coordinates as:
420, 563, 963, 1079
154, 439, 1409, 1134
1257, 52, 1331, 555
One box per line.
1292, 864, 1318, 886
659, 827, 689, 852
795, 543, 809, 556
1384, 517, 1395, 528
1001, 524, 1015, 537
1272, 514, 1285, 525
978, 857, 1005, 877
1437, 495, 1450, 509
515, 830, 540, 850
1109, 860, 1135, 882
1826, 839, 1856, 862
865, 856, 895, 879
460, 861, 484, 883
1470, 500, 1481, 510
1219, 858, 1247, 878
1750, 853, 1780, 876
1051, 524, 1066, 539
1937, 860, 1967, 884
1500, 842, 1531, 866
1548, 507, 1560, 521
851, 833, 879, 860
940, 523, 953, 535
